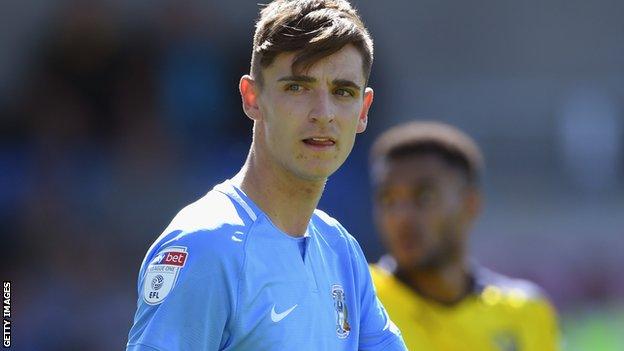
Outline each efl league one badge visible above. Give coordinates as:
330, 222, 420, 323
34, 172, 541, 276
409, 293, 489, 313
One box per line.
331, 284, 351, 338
143, 246, 188, 305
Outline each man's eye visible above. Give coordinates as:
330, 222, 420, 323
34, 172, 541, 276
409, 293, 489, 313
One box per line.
286, 84, 303, 92
377, 193, 395, 207
335, 88, 354, 97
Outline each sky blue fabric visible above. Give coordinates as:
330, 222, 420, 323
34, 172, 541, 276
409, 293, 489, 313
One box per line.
127, 180, 406, 351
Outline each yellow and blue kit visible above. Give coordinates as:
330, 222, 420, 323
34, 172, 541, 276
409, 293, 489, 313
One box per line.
371, 258, 559, 351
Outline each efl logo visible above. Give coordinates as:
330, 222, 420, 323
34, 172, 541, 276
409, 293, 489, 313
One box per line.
156, 251, 188, 267
143, 246, 188, 305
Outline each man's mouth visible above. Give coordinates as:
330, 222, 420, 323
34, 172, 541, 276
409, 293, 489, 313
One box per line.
302, 137, 336, 147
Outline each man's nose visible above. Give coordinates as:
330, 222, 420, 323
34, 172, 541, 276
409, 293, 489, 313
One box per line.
388, 201, 423, 226
308, 90, 335, 124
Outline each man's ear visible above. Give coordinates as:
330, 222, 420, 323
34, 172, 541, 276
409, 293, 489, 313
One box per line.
357, 87, 374, 133
462, 187, 482, 224
240, 75, 261, 121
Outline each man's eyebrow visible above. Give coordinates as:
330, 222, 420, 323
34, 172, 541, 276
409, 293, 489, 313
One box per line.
277, 76, 363, 91
277, 75, 316, 83
333, 79, 362, 91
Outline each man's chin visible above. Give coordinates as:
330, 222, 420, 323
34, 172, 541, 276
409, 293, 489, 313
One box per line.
415, 255, 453, 271
394, 254, 448, 272
292, 163, 341, 181
290, 168, 332, 183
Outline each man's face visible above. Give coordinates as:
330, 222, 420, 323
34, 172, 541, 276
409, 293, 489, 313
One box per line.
373, 154, 478, 270
252, 44, 372, 181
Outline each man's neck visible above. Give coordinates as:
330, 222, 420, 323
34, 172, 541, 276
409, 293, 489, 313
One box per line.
396, 260, 472, 306
233, 151, 326, 237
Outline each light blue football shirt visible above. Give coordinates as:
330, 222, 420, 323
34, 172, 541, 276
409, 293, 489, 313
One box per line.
127, 180, 406, 351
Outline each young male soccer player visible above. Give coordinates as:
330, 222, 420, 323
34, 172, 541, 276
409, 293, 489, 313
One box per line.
126, 1, 406, 350
369, 121, 560, 351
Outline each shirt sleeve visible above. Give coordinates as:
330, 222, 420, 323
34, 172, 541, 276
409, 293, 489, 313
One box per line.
346, 235, 407, 351
521, 298, 561, 351
126, 230, 239, 351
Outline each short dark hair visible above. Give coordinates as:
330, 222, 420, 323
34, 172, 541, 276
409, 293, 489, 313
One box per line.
370, 121, 485, 185
251, 0, 373, 86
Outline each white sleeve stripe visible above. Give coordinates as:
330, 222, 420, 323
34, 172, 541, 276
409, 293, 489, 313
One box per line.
237, 197, 257, 221
214, 182, 258, 222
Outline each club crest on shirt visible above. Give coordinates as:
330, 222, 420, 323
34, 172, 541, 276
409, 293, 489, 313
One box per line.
331, 284, 351, 339
143, 246, 188, 305
493, 331, 519, 351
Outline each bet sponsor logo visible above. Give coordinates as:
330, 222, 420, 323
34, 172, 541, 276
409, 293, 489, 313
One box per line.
154, 251, 188, 266
143, 247, 188, 305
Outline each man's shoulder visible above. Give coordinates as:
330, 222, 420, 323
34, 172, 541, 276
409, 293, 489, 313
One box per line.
474, 266, 553, 307
473, 266, 559, 334
166, 189, 250, 233
144, 189, 252, 268
312, 208, 352, 240
311, 209, 372, 271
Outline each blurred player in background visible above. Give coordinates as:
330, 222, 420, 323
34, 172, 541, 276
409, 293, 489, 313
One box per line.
126, 0, 406, 350
369, 121, 560, 351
